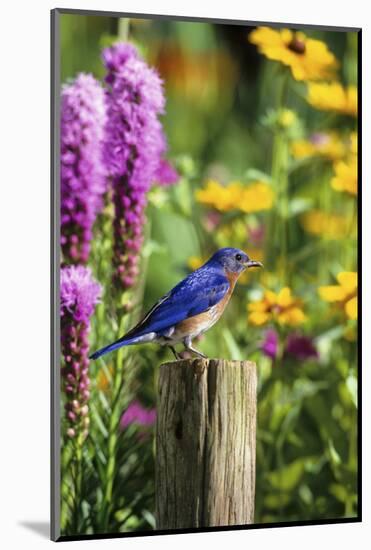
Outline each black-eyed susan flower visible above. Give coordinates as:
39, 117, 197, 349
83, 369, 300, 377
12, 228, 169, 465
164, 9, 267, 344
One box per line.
331, 156, 357, 196
307, 82, 357, 116
291, 132, 347, 161
249, 26, 338, 81
300, 210, 354, 239
195, 179, 274, 213
318, 272, 357, 320
248, 287, 306, 326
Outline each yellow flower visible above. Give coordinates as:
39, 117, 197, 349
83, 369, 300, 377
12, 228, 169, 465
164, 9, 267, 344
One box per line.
318, 272, 357, 320
239, 182, 274, 213
195, 179, 274, 213
278, 109, 297, 128
307, 82, 357, 116
195, 180, 240, 211
291, 132, 347, 161
350, 132, 357, 155
248, 287, 306, 326
249, 27, 338, 81
331, 156, 357, 196
300, 210, 353, 239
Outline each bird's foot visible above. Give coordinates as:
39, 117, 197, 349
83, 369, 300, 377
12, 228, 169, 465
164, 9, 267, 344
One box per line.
169, 345, 182, 360
183, 338, 208, 359
190, 349, 208, 359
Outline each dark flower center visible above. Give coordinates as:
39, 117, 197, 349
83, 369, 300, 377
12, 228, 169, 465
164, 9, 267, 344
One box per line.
288, 36, 306, 54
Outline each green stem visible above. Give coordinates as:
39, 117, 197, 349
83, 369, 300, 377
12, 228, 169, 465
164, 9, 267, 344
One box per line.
60, 438, 73, 532
118, 18, 130, 41
270, 130, 289, 282
99, 315, 127, 530
72, 440, 83, 533
319, 167, 331, 282
268, 72, 290, 284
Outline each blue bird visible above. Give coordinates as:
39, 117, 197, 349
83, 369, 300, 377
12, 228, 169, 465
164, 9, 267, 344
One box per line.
89, 247, 263, 361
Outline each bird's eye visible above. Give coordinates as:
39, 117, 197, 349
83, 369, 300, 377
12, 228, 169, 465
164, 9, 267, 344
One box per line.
235, 253, 242, 261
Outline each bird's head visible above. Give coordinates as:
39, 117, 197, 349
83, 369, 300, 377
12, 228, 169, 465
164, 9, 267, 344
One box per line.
208, 247, 263, 274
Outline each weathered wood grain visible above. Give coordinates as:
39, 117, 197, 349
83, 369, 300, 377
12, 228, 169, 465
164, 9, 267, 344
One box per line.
155, 358, 257, 529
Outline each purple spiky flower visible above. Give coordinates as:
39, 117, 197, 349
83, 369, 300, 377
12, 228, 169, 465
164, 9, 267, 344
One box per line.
102, 42, 169, 291
61, 73, 107, 264
60, 265, 101, 440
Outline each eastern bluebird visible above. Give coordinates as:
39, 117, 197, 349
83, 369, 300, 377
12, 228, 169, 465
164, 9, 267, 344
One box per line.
89, 247, 263, 360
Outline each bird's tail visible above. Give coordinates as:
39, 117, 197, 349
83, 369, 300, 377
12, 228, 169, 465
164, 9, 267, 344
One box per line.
89, 335, 138, 361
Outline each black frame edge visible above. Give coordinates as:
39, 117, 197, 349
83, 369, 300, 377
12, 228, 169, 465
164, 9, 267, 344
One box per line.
54, 7, 361, 32
51, 7, 61, 543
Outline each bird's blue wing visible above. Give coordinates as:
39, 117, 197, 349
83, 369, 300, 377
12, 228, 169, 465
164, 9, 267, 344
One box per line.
123, 268, 229, 339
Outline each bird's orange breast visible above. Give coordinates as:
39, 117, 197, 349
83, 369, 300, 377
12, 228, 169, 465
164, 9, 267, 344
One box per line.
174, 270, 239, 338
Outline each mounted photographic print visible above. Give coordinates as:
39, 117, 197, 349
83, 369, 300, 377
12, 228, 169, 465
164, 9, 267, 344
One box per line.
51, 8, 361, 541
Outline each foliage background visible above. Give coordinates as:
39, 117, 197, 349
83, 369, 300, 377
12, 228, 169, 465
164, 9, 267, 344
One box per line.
60, 13, 358, 535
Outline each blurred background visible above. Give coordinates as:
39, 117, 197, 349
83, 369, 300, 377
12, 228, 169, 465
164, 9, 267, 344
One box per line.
60, 13, 358, 535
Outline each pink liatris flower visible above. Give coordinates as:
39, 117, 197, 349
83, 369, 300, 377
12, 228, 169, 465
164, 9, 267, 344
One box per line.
155, 158, 179, 186
285, 333, 319, 360
60, 265, 101, 440
102, 42, 175, 291
61, 73, 107, 264
120, 400, 156, 429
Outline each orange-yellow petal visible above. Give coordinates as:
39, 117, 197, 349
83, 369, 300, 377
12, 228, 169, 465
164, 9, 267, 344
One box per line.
278, 307, 306, 326
318, 285, 347, 302
248, 301, 268, 313
331, 157, 357, 195
264, 290, 278, 306
248, 311, 271, 326
345, 296, 357, 320
249, 26, 289, 48
337, 271, 357, 292
277, 287, 293, 307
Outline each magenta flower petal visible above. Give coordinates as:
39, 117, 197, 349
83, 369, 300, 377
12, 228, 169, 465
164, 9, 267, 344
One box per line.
60, 266, 101, 440
61, 73, 107, 264
285, 333, 319, 360
120, 400, 156, 429
102, 42, 168, 291
261, 329, 278, 359
155, 159, 180, 186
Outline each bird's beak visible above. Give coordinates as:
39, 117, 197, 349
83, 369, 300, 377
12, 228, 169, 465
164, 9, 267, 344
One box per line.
246, 259, 263, 269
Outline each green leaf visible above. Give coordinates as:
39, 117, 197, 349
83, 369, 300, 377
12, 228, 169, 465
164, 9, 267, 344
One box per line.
266, 458, 306, 491
299, 484, 313, 506
264, 493, 291, 509
288, 197, 313, 217
330, 483, 348, 503
90, 402, 109, 439
222, 328, 243, 360
142, 509, 156, 528
244, 168, 272, 183
328, 439, 341, 466
346, 375, 358, 408
98, 390, 112, 413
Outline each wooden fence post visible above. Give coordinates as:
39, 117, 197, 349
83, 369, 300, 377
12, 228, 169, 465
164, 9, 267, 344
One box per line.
155, 358, 257, 530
